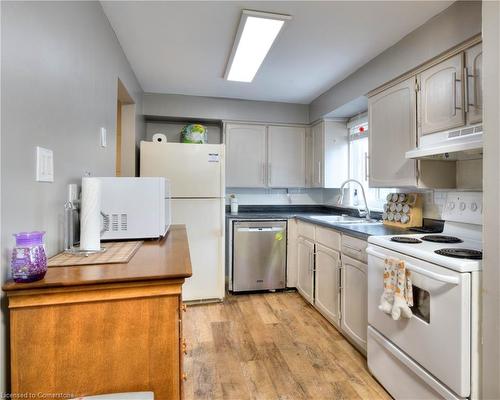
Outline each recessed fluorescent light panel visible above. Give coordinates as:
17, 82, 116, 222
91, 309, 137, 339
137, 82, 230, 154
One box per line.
225, 10, 291, 83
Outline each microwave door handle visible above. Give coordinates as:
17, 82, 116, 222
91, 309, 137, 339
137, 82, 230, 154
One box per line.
366, 247, 460, 285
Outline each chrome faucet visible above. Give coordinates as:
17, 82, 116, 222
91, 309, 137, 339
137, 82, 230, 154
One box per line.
337, 179, 372, 221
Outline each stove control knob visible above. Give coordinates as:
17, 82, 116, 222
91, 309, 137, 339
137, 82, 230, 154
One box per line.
459, 202, 467, 211
470, 202, 478, 212
448, 202, 456, 210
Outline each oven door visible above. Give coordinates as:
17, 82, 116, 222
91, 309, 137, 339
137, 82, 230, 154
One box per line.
367, 245, 471, 397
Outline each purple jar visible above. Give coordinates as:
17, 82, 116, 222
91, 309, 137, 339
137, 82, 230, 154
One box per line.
11, 231, 47, 283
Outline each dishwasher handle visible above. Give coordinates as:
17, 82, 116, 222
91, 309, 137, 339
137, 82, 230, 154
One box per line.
237, 227, 284, 232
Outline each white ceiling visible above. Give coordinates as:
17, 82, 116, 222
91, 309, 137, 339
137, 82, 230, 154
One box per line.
102, 1, 452, 104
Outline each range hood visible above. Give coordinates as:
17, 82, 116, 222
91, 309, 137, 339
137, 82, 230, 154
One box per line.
406, 124, 483, 160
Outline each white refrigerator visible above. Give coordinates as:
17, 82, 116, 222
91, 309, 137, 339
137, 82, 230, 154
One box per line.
140, 141, 225, 301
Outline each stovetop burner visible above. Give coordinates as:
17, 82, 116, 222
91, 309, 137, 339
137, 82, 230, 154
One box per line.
435, 248, 483, 260
421, 235, 463, 244
390, 236, 422, 244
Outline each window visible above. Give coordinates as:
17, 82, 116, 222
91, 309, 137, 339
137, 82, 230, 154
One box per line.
346, 114, 394, 211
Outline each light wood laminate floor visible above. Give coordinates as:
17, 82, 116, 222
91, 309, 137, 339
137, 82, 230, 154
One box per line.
183, 291, 391, 400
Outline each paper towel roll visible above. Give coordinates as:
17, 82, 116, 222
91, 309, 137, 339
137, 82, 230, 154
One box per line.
80, 177, 101, 251
152, 133, 167, 143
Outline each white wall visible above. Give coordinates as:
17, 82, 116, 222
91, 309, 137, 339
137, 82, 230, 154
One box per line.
226, 188, 324, 206
481, 1, 500, 398
121, 104, 139, 177
0, 1, 144, 392
146, 121, 222, 144
323, 188, 450, 219
143, 93, 309, 125
310, 1, 482, 121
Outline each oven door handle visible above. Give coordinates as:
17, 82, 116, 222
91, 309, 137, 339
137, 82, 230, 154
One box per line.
366, 247, 460, 285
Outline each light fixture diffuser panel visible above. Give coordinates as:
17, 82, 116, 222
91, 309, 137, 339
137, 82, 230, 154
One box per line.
225, 11, 291, 83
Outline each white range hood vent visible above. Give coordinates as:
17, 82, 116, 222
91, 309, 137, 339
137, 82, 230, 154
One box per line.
406, 124, 483, 160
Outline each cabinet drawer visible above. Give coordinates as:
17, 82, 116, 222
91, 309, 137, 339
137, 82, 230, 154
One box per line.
315, 226, 341, 251
297, 221, 315, 240
341, 235, 368, 263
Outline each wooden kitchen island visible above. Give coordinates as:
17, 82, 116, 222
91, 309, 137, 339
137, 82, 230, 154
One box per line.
2, 225, 192, 399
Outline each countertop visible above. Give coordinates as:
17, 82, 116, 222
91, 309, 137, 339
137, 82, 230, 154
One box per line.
226, 206, 407, 240
2, 224, 192, 292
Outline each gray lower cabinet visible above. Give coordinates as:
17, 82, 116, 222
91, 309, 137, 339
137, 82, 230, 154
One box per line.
315, 243, 341, 328
294, 223, 368, 354
341, 235, 368, 353
297, 236, 315, 304
341, 254, 368, 352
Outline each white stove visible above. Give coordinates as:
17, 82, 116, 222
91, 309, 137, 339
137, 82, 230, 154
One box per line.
368, 222, 482, 272
366, 192, 482, 400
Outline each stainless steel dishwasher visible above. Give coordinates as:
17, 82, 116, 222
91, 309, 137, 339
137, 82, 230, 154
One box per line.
232, 220, 287, 292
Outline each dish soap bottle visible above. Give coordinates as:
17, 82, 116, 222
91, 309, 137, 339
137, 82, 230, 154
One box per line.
353, 189, 359, 207
230, 194, 239, 214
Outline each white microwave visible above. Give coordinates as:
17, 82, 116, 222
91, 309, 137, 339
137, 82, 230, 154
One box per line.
95, 177, 171, 240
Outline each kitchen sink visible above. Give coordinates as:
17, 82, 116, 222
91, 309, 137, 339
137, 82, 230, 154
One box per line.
309, 215, 382, 225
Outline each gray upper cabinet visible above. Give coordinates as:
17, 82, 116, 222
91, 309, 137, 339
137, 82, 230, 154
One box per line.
309, 120, 348, 188
418, 53, 465, 135
368, 77, 418, 188
225, 123, 267, 188
225, 123, 307, 188
465, 43, 482, 124
311, 122, 324, 187
268, 125, 306, 187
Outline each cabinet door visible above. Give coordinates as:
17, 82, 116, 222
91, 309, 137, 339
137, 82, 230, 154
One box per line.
268, 125, 306, 187
465, 43, 482, 124
314, 243, 341, 327
323, 120, 349, 188
368, 77, 417, 187
419, 53, 465, 135
297, 237, 315, 304
305, 128, 313, 187
225, 124, 267, 187
341, 255, 367, 352
311, 122, 324, 187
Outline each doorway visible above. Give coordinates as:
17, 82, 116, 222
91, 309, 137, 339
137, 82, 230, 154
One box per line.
116, 79, 136, 176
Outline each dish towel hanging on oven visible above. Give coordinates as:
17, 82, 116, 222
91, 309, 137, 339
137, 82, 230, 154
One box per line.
379, 258, 413, 320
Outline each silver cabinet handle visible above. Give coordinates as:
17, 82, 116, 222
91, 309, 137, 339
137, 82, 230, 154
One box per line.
464, 67, 469, 113
261, 163, 266, 185
364, 152, 369, 181
453, 71, 462, 114
317, 161, 321, 185
338, 264, 343, 290
268, 163, 272, 186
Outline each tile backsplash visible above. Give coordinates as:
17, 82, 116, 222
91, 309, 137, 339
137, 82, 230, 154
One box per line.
421, 190, 448, 219
225, 188, 324, 205
227, 187, 471, 221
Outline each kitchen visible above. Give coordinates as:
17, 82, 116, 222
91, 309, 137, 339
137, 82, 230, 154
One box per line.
1, 1, 499, 399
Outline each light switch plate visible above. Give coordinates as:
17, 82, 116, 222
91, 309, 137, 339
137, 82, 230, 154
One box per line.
100, 127, 107, 147
36, 146, 54, 182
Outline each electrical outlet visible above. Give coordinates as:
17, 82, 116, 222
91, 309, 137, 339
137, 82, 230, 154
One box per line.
36, 146, 54, 182
100, 127, 107, 148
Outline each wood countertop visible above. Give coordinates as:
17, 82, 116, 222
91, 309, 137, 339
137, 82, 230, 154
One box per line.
2, 225, 192, 292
